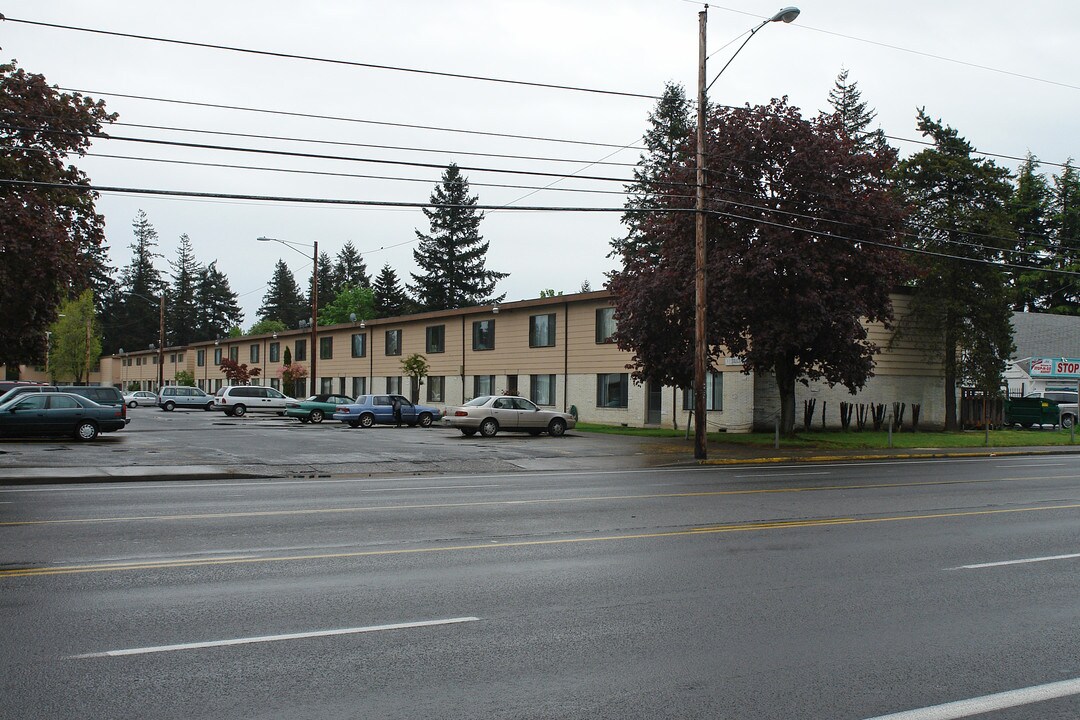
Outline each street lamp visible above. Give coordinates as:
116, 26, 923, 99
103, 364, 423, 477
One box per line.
257, 236, 318, 395
692, 6, 800, 460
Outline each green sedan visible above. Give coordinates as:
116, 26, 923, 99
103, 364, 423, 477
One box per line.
284, 394, 356, 424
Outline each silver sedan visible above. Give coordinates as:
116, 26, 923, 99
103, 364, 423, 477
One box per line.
444, 395, 575, 437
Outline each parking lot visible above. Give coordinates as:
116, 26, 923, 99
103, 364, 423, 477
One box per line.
0, 404, 681, 479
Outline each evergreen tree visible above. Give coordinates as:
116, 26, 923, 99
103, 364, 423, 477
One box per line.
1007, 155, 1053, 311
103, 210, 166, 354
612, 82, 693, 259
194, 261, 243, 341
895, 110, 1016, 429
373, 263, 411, 318
1043, 161, 1080, 314
409, 164, 506, 310
166, 234, 202, 346
825, 68, 891, 154
333, 241, 370, 291
258, 260, 308, 328
309, 250, 336, 313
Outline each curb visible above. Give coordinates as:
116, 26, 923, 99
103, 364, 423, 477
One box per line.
698, 447, 1080, 466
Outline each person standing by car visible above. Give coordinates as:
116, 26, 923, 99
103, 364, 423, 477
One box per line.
391, 396, 402, 427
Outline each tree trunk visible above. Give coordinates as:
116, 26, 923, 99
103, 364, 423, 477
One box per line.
944, 311, 958, 431
775, 358, 797, 436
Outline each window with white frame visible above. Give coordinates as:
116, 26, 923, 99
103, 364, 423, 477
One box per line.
595, 307, 617, 343
473, 375, 495, 397
530, 374, 556, 405
683, 372, 723, 411
596, 373, 629, 408
427, 376, 444, 403
529, 314, 556, 348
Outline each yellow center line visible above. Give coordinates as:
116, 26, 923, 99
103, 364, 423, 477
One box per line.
2, 474, 1074, 528
4, 502, 1080, 579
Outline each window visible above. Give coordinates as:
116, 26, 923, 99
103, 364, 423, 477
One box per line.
151, 355, 158, 365
197, 349, 205, 367
473, 375, 495, 397
169, 353, 176, 363
530, 374, 556, 406
427, 376, 444, 403
320, 336, 333, 360
270, 378, 280, 391
683, 372, 723, 411
597, 373, 629, 408
426, 324, 445, 353
320, 377, 333, 393
472, 319, 494, 351
529, 313, 556, 348
177, 353, 184, 363
351, 376, 367, 397
295, 339, 307, 361
351, 333, 366, 358
385, 329, 402, 356
386, 376, 402, 394
595, 307, 617, 343
198, 379, 205, 391
269, 342, 280, 362
250, 344, 259, 363
214, 348, 222, 365
229, 346, 239, 362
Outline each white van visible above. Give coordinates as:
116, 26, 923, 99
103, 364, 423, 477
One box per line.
214, 385, 294, 416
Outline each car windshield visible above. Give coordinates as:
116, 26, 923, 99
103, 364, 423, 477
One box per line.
464, 396, 493, 407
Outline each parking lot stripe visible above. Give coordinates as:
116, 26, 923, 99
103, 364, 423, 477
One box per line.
862, 676, 1080, 719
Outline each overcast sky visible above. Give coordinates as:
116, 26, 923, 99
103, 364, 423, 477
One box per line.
4, 1, 1078, 325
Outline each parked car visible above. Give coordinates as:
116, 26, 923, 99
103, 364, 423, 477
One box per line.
1024, 390, 1078, 429
0, 385, 58, 406
123, 390, 159, 408
285, 394, 355, 424
0, 381, 53, 395
158, 385, 215, 411
214, 385, 295, 416
57, 385, 126, 408
332, 394, 441, 428
0, 391, 127, 441
444, 395, 575, 437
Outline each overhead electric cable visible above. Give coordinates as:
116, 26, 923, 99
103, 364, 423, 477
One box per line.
3, 16, 659, 100
7, 178, 1076, 277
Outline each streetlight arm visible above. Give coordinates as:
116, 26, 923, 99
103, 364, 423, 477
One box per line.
706, 6, 800, 93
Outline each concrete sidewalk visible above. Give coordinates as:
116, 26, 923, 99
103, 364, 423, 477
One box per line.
1, 441, 1077, 485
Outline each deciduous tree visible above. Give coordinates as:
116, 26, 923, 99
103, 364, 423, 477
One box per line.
0, 61, 115, 367
608, 97, 909, 435
48, 289, 100, 383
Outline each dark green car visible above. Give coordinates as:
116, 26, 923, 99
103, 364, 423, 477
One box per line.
285, 394, 356, 424
0, 392, 128, 441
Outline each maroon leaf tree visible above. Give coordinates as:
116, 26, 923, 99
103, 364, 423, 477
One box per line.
219, 358, 261, 385
608, 97, 911, 435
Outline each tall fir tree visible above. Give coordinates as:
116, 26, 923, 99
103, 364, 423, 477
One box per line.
825, 68, 891, 154
409, 163, 506, 310
896, 110, 1016, 429
612, 82, 693, 260
373, 263, 411, 318
103, 210, 166, 354
1044, 161, 1080, 314
333, 241, 371, 292
308, 251, 336, 313
166, 234, 202, 346
1007, 155, 1053, 311
193, 261, 243, 341
258, 259, 308, 328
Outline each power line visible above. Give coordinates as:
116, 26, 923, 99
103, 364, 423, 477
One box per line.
7, 178, 1077, 277
3, 16, 660, 100
57, 87, 649, 152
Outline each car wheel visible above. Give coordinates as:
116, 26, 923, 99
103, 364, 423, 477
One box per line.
479, 418, 499, 437
461, 428, 477, 437
204, 402, 214, 411
1063, 414, 1076, 430
128, 400, 137, 408
163, 401, 176, 411
417, 412, 433, 428
224, 409, 235, 417
233, 404, 247, 417
347, 419, 361, 428
75, 420, 98, 441
359, 413, 375, 428
310, 409, 325, 424
547, 418, 567, 437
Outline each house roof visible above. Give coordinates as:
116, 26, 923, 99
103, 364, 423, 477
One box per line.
1011, 311, 1080, 360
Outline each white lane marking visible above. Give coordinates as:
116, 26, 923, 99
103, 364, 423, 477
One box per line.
70, 616, 480, 659
862, 676, 1080, 719
993, 462, 1067, 468
1, 481, 504, 494
734, 471, 831, 478
952, 552, 1080, 570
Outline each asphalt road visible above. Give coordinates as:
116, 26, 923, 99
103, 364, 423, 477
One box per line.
3, 455, 1080, 719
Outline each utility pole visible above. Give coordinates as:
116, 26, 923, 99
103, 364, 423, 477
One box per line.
693, 8, 708, 460
158, 295, 165, 391
311, 240, 318, 396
